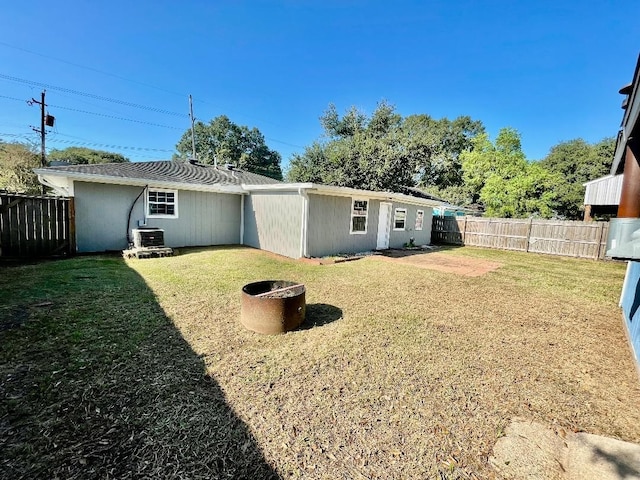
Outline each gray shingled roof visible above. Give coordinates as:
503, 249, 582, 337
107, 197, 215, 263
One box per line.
40, 160, 282, 186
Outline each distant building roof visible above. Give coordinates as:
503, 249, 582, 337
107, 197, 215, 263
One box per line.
583, 174, 623, 206
398, 186, 448, 202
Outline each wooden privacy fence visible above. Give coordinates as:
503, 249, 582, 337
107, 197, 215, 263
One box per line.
0, 192, 75, 258
432, 216, 610, 260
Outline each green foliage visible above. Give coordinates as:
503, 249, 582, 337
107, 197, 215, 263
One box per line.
287, 102, 484, 194
420, 185, 473, 206
540, 137, 615, 219
461, 128, 559, 218
0, 141, 41, 194
407, 114, 485, 189
175, 115, 283, 180
47, 147, 129, 164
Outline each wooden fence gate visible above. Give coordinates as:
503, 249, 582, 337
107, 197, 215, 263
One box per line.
0, 192, 75, 258
432, 216, 610, 260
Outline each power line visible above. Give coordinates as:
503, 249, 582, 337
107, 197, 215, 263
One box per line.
0, 40, 187, 99
50, 105, 182, 130
47, 137, 175, 153
0, 94, 182, 130
1, 78, 305, 150
1, 131, 174, 154
0, 42, 310, 141
0, 73, 187, 117
264, 137, 305, 149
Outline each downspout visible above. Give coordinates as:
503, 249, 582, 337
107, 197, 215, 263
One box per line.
240, 194, 245, 245
127, 185, 148, 244
298, 187, 309, 258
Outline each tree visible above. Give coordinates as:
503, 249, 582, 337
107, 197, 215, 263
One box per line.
407, 114, 485, 189
461, 128, 559, 218
287, 101, 415, 192
175, 115, 283, 180
539, 137, 615, 219
287, 102, 484, 196
0, 141, 41, 194
47, 147, 129, 164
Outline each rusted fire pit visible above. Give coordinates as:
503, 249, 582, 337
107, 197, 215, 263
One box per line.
240, 280, 306, 334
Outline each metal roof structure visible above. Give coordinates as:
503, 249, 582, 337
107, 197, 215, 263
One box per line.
583, 174, 623, 206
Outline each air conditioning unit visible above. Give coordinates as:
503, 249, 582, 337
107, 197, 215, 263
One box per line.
605, 218, 640, 260
132, 227, 165, 249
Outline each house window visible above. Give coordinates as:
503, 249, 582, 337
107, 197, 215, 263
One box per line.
147, 189, 178, 218
394, 208, 407, 230
350, 199, 368, 234
415, 210, 424, 231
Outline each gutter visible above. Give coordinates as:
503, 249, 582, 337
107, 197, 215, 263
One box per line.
33, 169, 245, 195
242, 182, 443, 208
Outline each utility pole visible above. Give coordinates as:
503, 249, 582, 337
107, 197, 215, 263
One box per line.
28, 90, 54, 194
189, 94, 197, 162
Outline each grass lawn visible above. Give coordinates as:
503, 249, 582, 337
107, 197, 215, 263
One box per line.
1, 246, 639, 479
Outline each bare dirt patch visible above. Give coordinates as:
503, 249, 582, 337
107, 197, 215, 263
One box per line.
376, 250, 503, 276
490, 419, 640, 479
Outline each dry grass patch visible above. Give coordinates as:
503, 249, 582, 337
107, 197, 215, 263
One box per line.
1, 246, 638, 479
128, 246, 639, 479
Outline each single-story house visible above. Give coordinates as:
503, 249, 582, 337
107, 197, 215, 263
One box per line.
34, 160, 442, 258
582, 174, 623, 220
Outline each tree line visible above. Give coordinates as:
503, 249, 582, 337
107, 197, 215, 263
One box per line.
0, 102, 614, 220
286, 102, 614, 220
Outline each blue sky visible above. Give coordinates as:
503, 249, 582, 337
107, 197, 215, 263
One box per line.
1, 1, 638, 170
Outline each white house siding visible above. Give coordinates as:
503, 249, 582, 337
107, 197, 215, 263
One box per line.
73, 181, 241, 252
243, 192, 303, 259
388, 204, 433, 248
584, 175, 623, 206
306, 194, 380, 257
147, 189, 241, 248
75, 182, 143, 252
306, 195, 434, 258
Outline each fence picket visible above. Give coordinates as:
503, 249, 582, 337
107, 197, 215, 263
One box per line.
432, 216, 611, 260
0, 192, 74, 258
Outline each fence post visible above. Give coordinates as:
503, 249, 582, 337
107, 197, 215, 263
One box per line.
462, 216, 467, 245
596, 222, 605, 260
68, 197, 76, 255
525, 218, 534, 252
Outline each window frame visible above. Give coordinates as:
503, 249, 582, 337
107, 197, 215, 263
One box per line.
146, 188, 179, 219
350, 198, 369, 235
415, 209, 424, 231
393, 207, 407, 231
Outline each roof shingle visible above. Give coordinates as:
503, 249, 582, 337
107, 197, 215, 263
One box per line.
40, 160, 282, 186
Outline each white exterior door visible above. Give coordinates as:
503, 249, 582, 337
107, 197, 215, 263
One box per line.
376, 202, 392, 249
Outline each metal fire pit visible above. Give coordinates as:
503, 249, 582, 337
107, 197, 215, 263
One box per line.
240, 280, 306, 334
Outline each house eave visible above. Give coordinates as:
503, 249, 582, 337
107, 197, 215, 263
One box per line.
242, 182, 444, 207
34, 169, 246, 194
582, 174, 618, 187
611, 54, 640, 175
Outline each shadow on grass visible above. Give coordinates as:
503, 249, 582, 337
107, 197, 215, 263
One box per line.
0, 256, 280, 480
299, 303, 343, 330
